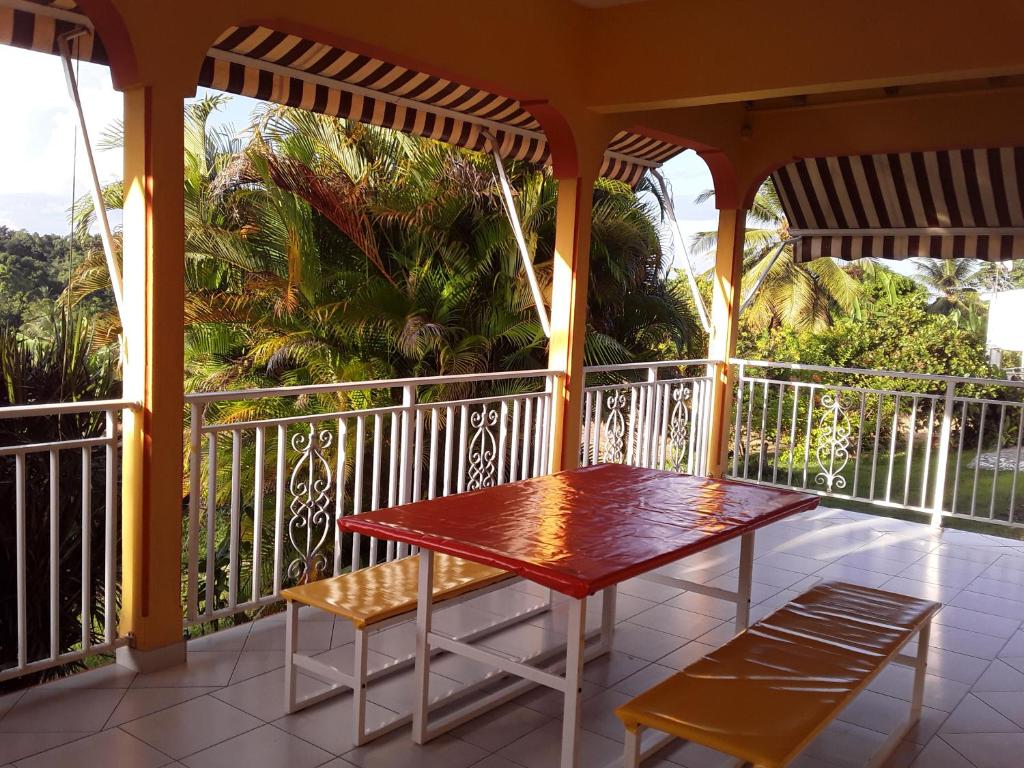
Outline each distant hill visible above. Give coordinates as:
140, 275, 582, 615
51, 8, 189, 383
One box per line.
0, 226, 102, 334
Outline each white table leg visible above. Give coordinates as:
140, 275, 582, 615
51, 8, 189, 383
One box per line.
284, 599, 298, 713
735, 532, 755, 632
412, 548, 435, 744
561, 595, 587, 768
599, 585, 617, 653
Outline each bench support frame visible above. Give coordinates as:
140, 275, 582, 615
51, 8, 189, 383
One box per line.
283, 574, 550, 746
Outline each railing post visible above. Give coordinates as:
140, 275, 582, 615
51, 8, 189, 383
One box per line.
547, 373, 558, 474
397, 383, 417, 556
731, 362, 746, 478
186, 401, 204, 624
930, 379, 956, 528
642, 365, 657, 467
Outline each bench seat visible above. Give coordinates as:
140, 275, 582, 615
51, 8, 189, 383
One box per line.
282, 552, 511, 628
615, 581, 940, 768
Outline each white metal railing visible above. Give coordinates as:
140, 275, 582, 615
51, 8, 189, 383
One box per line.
730, 360, 1024, 526
0, 399, 134, 682
184, 369, 559, 626
580, 360, 718, 476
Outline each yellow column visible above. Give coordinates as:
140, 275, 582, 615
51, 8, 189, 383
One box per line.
547, 174, 596, 472
705, 208, 747, 477
117, 83, 188, 669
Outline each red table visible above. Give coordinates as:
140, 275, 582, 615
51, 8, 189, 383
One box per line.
340, 464, 818, 767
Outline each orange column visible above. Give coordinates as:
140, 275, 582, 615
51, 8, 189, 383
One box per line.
547, 173, 596, 472
117, 82, 188, 669
705, 208, 747, 477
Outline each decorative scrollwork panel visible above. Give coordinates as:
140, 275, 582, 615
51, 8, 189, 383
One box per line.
287, 423, 333, 583
467, 404, 500, 490
814, 391, 852, 492
666, 384, 692, 473
602, 389, 628, 463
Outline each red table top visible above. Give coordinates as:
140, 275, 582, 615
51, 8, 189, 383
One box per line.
339, 464, 819, 598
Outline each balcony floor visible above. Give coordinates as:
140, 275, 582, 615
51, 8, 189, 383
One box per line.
3, 508, 1024, 768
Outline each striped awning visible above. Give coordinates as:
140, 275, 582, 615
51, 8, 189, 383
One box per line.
772, 149, 1024, 263
0, 0, 106, 64
2, 2, 685, 185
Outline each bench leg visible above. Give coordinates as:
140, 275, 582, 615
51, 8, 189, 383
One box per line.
910, 617, 932, 721
284, 600, 299, 714
865, 617, 933, 768
735, 532, 755, 632
624, 725, 643, 768
352, 626, 369, 746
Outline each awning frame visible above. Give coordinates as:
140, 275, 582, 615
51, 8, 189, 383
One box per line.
483, 130, 551, 338
57, 27, 125, 326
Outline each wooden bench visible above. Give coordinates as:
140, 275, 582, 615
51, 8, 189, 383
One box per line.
615, 582, 940, 768
282, 553, 516, 745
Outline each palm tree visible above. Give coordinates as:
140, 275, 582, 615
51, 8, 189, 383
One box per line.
66, 98, 700, 405
912, 258, 986, 331
690, 179, 860, 332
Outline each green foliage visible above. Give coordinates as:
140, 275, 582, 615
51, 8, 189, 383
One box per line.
0, 226, 110, 339
0, 227, 69, 330
67, 99, 697, 404
739, 268, 994, 386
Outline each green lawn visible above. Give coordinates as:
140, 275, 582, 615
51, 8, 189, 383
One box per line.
738, 446, 1024, 539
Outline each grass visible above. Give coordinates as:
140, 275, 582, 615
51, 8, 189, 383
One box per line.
739, 446, 1024, 540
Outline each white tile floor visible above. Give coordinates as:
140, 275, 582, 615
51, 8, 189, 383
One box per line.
4, 507, 1024, 768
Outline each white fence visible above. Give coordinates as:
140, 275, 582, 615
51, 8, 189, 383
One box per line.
184, 370, 559, 626
730, 360, 1024, 526
580, 360, 717, 477
0, 399, 133, 683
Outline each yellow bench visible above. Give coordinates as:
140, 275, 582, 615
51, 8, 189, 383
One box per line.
282, 553, 514, 745
615, 582, 940, 768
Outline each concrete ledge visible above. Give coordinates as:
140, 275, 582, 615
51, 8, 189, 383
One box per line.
115, 639, 187, 674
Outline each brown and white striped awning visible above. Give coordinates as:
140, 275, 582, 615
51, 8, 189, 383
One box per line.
2, 2, 685, 185
0, 0, 106, 64
772, 149, 1024, 263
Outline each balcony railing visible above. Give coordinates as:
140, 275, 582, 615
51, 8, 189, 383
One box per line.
730, 360, 1024, 526
580, 359, 717, 476
3, 358, 1022, 685
183, 369, 559, 627
0, 399, 134, 683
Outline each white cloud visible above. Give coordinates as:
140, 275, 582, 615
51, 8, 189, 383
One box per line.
0, 46, 122, 232
647, 150, 720, 275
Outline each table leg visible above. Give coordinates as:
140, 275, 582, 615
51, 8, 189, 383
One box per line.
735, 532, 755, 632
412, 548, 435, 744
561, 596, 587, 768
599, 585, 616, 653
